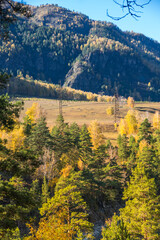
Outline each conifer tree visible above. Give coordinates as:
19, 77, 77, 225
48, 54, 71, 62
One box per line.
117, 135, 130, 164
105, 153, 122, 203
30, 185, 93, 240
28, 117, 52, 156
127, 135, 138, 171
138, 146, 160, 191
69, 122, 80, 147
0, 176, 34, 238
101, 214, 133, 240
51, 115, 72, 158
42, 176, 49, 204
138, 118, 153, 144
55, 169, 95, 206
0, 94, 23, 131
30, 179, 41, 209
78, 124, 93, 165
23, 115, 34, 137
120, 163, 160, 240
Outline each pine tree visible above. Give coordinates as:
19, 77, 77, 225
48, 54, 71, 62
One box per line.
138, 145, 160, 191
117, 135, 130, 164
28, 117, 52, 156
78, 124, 93, 165
101, 214, 133, 240
0, 94, 23, 131
51, 115, 72, 159
0, 176, 34, 238
23, 115, 34, 137
30, 185, 93, 240
69, 122, 80, 147
127, 135, 138, 171
105, 154, 122, 203
120, 163, 160, 240
138, 118, 153, 144
41, 176, 49, 204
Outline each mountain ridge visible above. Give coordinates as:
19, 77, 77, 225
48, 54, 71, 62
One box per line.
0, 3, 160, 100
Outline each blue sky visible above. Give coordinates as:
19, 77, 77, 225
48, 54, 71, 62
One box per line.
24, 0, 160, 43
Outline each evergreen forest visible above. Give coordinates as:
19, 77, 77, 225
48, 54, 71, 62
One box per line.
0, 101, 160, 239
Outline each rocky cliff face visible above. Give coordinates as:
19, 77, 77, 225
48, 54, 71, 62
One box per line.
64, 37, 159, 100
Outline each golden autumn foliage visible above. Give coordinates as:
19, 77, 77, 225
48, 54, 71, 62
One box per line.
138, 139, 148, 154
88, 120, 105, 149
25, 103, 41, 124
9, 77, 114, 103
77, 159, 84, 171
36, 213, 73, 240
106, 107, 114, 116
0, 125, 25, 151
127, 97, 134, 108
118, 119, 128, 135
118, 110, 138, 136
25, 185, 93, 240
153, 111, 160, 129
61, 165, 72, 178
24, 214, 72, 240
134, 110, 142, 127
125, 110, 138, 135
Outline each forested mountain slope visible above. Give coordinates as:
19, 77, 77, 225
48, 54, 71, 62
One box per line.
0, 4, 160, 100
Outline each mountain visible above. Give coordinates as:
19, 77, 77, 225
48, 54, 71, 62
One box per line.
0, 3, 160, 101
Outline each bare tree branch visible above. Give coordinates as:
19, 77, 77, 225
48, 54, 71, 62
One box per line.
107, 0, 151, 20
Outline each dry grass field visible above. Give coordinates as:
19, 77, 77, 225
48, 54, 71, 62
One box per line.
19, 98, 160, 145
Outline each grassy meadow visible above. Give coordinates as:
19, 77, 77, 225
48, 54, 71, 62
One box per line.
19, 98, 160, 145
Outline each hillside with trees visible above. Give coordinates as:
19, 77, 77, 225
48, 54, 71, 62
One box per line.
1, 1, 160, 239
0, 4, 160, 100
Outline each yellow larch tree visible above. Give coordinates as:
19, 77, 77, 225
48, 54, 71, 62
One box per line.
125, 110, 138, 135
88, 120, 105, 150
127, 97, 134, 108
153, 111, 160, 129
118, 119, 128, 135
134, 110, 142, 128
25, 103, 41, 124
137, 139, 148, 158
118, 111, 138, 136
106, 107, 114, 116
0, 125, 25, 151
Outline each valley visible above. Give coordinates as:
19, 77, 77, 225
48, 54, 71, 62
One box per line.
20, 98, 160, 144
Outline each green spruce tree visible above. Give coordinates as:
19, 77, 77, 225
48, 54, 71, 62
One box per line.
120, 163, 160, 240
42, 176, 49, 204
